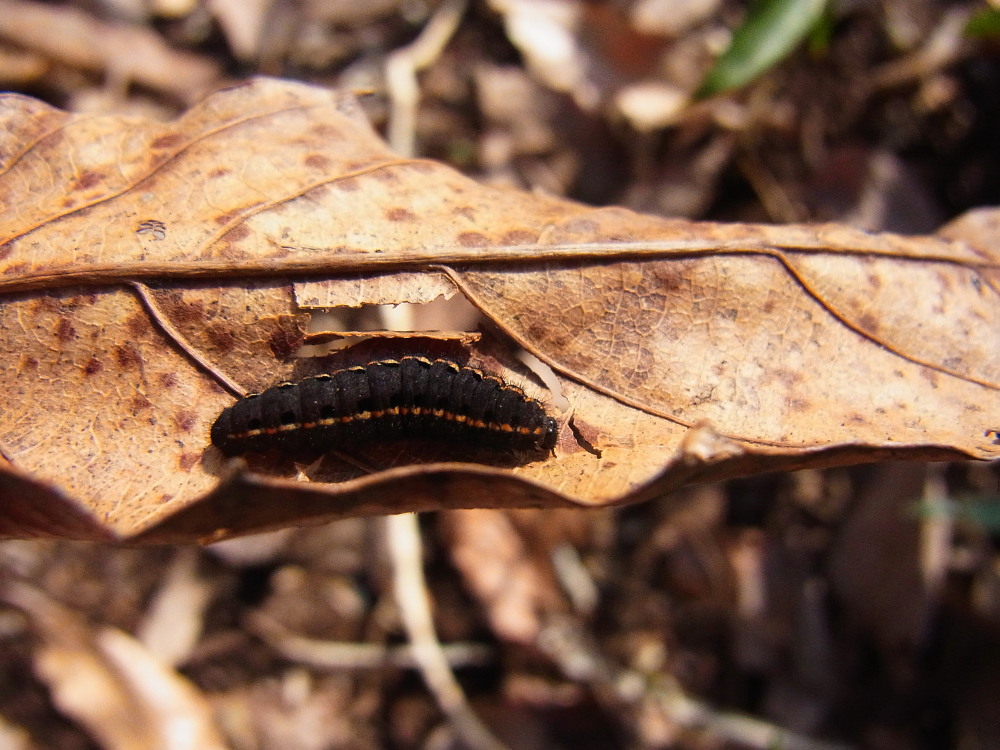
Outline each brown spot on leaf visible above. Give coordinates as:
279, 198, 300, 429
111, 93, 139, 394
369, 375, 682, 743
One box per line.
160, 372, 178, 389
32, 295, 61, 313
131, 394, 152, 413
788, 397, 810, 412
178, 453, 199, 472
310, 123, 338, 138
626, 369, 650, 387
214, 210, 240, 226
206, 381, 227, 395
304, 153, 332, 170
126, 313, 151, 338
268, 318, 305, 360
3, 261, 28, 276
150, 133, 184, 150
453, 206, 475, 220
371, 169, 400, 184
307, 184, 330, 201
20, 355, 38, 371
83, 357, 103, 376
115, 344, 142, 369
502, 229, 537, 244
157, 292, 203, 327
174, 410, 197, 432
652, 265, 685, 293
55, 318, 76, 342
775, 368, 803, 388
336, 177, 359, 192
386, 207, 416, 222
0, 242, 11, 261
208, 167, 230, 179
207, 323, 237, 354
72, 170, 103, 191
457, 232, 488, 247
857, 313, 879, 334
523, 317, 555, 341
220, 244, 250, 261
943, 356, 963, 371
222, 225, 251, 242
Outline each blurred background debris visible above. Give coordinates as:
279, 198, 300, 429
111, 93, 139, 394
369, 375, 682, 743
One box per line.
1, 1, 999, 747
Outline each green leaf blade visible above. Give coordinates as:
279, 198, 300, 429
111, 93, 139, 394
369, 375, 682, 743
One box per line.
696, 0, 830, 98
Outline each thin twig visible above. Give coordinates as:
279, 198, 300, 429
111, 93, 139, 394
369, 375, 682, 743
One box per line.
386, 0, 469, 156
386, 513, 511, 750
246, 611, 494, 670
651, 686, 856, 750
537, 617, 855, 750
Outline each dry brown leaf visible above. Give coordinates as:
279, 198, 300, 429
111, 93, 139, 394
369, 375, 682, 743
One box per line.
441, 509, 572, 645
0, 0, 220, 104
0, 78, 997, 542
0, 581, 227, 750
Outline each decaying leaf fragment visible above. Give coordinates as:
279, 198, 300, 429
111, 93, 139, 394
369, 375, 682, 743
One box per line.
0, 78, 996, 543
0, 581, 227, 750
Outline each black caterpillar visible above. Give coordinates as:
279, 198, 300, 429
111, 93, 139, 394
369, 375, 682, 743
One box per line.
211, 356, 559, 457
